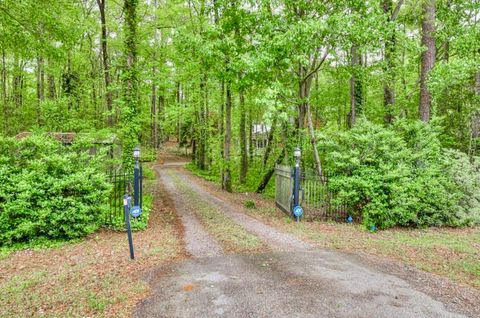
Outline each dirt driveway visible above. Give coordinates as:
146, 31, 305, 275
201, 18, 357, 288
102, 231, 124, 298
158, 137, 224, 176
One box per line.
134, 162, 474, 318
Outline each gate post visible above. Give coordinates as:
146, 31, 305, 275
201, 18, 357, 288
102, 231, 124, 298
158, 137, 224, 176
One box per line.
133, 146, 140, 206
292, 147, 303, 221
124, 193, 135, 260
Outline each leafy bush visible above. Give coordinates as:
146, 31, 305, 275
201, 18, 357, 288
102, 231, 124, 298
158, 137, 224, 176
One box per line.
140, 147, 157, 163
318, 120, 480, 229
0, 135, 111, 246
244, 200, 256, 209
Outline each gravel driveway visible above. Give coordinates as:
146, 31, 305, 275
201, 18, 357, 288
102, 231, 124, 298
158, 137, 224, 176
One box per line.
134, 163, 471, 318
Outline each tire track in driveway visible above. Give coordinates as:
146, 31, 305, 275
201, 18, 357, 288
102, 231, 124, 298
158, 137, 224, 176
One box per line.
174, 168, 313, 252
136, 161, 469, 318
157, 164, 223, 258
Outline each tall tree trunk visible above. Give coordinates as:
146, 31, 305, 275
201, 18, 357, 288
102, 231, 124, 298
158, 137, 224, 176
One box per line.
47, 69, 56, 99
219, 80, 225, 184
256, 149, 285, 193
158, 94, 164, 143
248, 105, 253, 162
419, 0, 436, 122
306, 100, 323, 178
1, 49, 7, 134
239, 89, 247, 184
349, 46, 362, 127
382, 0, 397, 124
151, 70, 157, 147
204, 74, 210, 167
151, 0, 159, 148
223, 80, 232, 192
122, 0, 139, 165
197, 72, 207, 170
297, 63, 307, 131
65, 55, 73, 111
176, 82, 182, 143
97, 0, 113, 127
297, 49, 329, 178
472, 71, 480, 143
12, 58, 24, 133
198, 1, 208, 168
300, 71, 324, 178
36, 56, 44, 125
262, 114, 277, 168
12, 57, 23, 110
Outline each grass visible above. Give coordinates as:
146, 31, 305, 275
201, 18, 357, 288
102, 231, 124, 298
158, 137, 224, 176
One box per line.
185, 162, 220, 183
248, 205, 480, 288
1, 269, 139, 317
169, 170, 267, 253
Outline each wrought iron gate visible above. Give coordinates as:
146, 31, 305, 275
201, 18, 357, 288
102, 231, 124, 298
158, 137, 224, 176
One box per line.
105, 167, 143, 226
300, 169, 348, 221
275, 165, 349, 221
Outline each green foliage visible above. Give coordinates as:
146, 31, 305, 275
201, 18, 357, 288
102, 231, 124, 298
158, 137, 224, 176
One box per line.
140, 147, 157, 163
0, 0, 478, 234
244, 200, 256, 209
142, 165, 156, 180
185, 162, 219, 183
319, 120, 480, 229
0, 134, 111, 247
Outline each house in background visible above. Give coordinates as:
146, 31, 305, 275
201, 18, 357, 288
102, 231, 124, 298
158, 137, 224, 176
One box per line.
251, 123, 270, 155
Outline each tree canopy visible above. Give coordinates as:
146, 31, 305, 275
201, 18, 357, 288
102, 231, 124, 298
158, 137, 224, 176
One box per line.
0, 0, 479, 228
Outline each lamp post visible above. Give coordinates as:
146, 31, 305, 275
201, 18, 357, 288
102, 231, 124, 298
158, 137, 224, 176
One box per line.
292, 147, 302, 221
133, 146, 140, 207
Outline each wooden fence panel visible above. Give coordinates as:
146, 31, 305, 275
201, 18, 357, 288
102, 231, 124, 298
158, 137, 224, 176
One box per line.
275, 164, 292, 215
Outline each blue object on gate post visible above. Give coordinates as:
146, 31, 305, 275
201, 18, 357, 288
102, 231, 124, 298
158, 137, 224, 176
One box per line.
293, 205, 303, 222
133, 146, 141, 207
123, 194, 135, 260
130, 205, 142, 218
292, 147, 302, 222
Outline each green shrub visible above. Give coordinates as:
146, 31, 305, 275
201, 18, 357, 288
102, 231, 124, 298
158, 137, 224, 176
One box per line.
140, 147, 157, 162
319, 120, 480, 229
244, 200, 256, 209
0, 135, 111, 246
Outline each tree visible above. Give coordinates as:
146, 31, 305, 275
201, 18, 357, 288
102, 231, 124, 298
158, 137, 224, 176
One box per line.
122, 0, 140, 166
96, 0, 113, 127
382, 0, 404, 124
349, 45, 362, 127
419, 0, 436, 122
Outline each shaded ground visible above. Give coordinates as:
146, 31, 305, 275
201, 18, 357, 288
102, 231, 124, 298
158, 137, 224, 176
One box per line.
137, 252, 467, 318
160, 164, 222, 257
135, 157, 478, 317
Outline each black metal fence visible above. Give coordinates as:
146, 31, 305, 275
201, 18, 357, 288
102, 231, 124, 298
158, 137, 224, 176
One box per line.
105, 167, 143, 226
275, 166, 350, 222
300, 169, 349, 222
